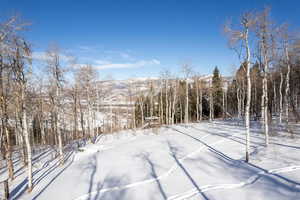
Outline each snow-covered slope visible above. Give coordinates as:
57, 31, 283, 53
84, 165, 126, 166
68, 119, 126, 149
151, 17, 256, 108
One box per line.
5, 120, 300, 200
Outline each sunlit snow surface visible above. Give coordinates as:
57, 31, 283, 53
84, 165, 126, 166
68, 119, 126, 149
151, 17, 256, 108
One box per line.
3, 120, 300, 200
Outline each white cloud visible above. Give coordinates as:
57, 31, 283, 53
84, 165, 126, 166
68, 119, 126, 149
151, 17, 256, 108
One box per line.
120, 52, 134, 60
32, 51, 48, 61
78, 45, 93, 51
32, 48, 160, 71
32, 51, 73, 62
94, 59, 111, 65
104, 50, 135, 61
92, 59, 160, 70
152, 59, 160, 65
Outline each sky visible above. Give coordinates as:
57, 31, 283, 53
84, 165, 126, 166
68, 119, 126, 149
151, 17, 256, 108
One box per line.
1, 0, 300, 80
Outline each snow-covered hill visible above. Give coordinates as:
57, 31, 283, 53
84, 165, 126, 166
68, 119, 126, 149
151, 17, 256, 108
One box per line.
6, 120, 300, 200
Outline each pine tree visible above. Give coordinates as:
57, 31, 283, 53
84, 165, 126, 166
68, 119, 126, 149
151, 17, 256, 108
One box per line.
212, 66, 223, 118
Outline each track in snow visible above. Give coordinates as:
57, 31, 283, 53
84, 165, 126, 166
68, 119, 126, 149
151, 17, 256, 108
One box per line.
73, 125, 242, 200
167, 165, 300, 200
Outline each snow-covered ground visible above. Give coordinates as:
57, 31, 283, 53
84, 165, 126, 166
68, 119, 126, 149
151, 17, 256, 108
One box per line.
3, 120, 300, 200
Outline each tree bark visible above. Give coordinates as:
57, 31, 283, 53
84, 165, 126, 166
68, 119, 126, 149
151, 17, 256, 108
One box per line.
22, 96, 33, 191
199, 83, 203, 121
209, 82, 214, 122
284, 44, 290, 125
185, 79, 189, 123
244, 22, 251, 163
171, 80, 178, 124
195, 78, 199, 121
279, 71, 283, 123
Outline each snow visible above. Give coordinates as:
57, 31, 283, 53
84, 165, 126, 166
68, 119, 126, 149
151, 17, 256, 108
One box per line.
2, 120, 300, 200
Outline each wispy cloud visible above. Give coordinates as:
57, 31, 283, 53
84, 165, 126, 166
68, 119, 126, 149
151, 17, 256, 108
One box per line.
33, 47, 160, 71
31, 51, 48, 61
94, 59, 111, 65
119, 52, 135, 61
78, 45, 93, 51
75, 59, 160, 70
104, 50, 136, 61
32, 51, 73, 62
95, 59, 160, 70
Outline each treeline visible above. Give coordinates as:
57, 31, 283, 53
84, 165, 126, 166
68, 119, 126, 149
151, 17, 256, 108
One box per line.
134, 67, 226, 126
134, 47, 300, 127
227, 60, 300, 122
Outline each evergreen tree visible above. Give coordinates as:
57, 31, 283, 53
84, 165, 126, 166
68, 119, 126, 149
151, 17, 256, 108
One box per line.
212, 66, 223, 117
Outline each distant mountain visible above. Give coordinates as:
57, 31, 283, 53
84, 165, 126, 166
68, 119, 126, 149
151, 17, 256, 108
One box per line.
96, 75, 232, 106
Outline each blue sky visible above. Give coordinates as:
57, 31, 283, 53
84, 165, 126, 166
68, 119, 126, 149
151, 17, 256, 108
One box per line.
1, 0, 300, 79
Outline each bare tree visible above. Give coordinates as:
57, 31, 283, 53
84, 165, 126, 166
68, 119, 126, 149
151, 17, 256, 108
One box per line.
160, 70, 171, 125
171, 79, 179, 124
209, 80, 214, 121
182, 64, 192, 124
127, 81, 136, 129
46, 45, 65, 165
0, 14, 31, 183
194, 75, 200, 121
225, 12, 256, 162
75, 65, 98, 141
199, 80, 203, 121
280, 26, 292, 125
279, 68, 284, 123
159, 78, 164, 124
256, 7, 273, 146
11, 34, 33, 191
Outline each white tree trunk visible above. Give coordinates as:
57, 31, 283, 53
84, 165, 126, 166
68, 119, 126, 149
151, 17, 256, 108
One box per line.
139, 98, 144, 126
242, 82, 245, 117
199, 84, 203, 121
150, 83, 153, 118
285, 45, 290, 125
168, 85, 172, 125
209, 82, 214, 122
56, 87, 63, 165
279, 71, 283, 123
57, 110, 63, 165
21, 86, 33, 191
165, 79, 169, 125
196, 78, 199, 121
40, 120, 45, 145
126, 100, 129, 129
87, 87, 93, 140
263, 75, 269, 146
40, 98, 46, 145
261, 32, 270, 146
237, 87, 241, 119
171, 80, 178, 124
273, 79, 277, 114
222, 89, 225, 119
185, 79, 189, 123
261, 81, 265, 121
245, 27, 251, 163
132, 99, 136, 129
160, 85, 164, 124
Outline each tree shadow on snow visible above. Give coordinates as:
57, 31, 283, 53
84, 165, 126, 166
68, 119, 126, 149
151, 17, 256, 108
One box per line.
10, 151, 74, 200
135, 151, 168, 200
166, 141, 210, 200
170, 126, 300, 196
82, 153, 129, 200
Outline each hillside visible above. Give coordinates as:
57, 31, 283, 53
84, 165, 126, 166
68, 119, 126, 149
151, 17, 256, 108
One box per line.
6, 120, 300, 200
